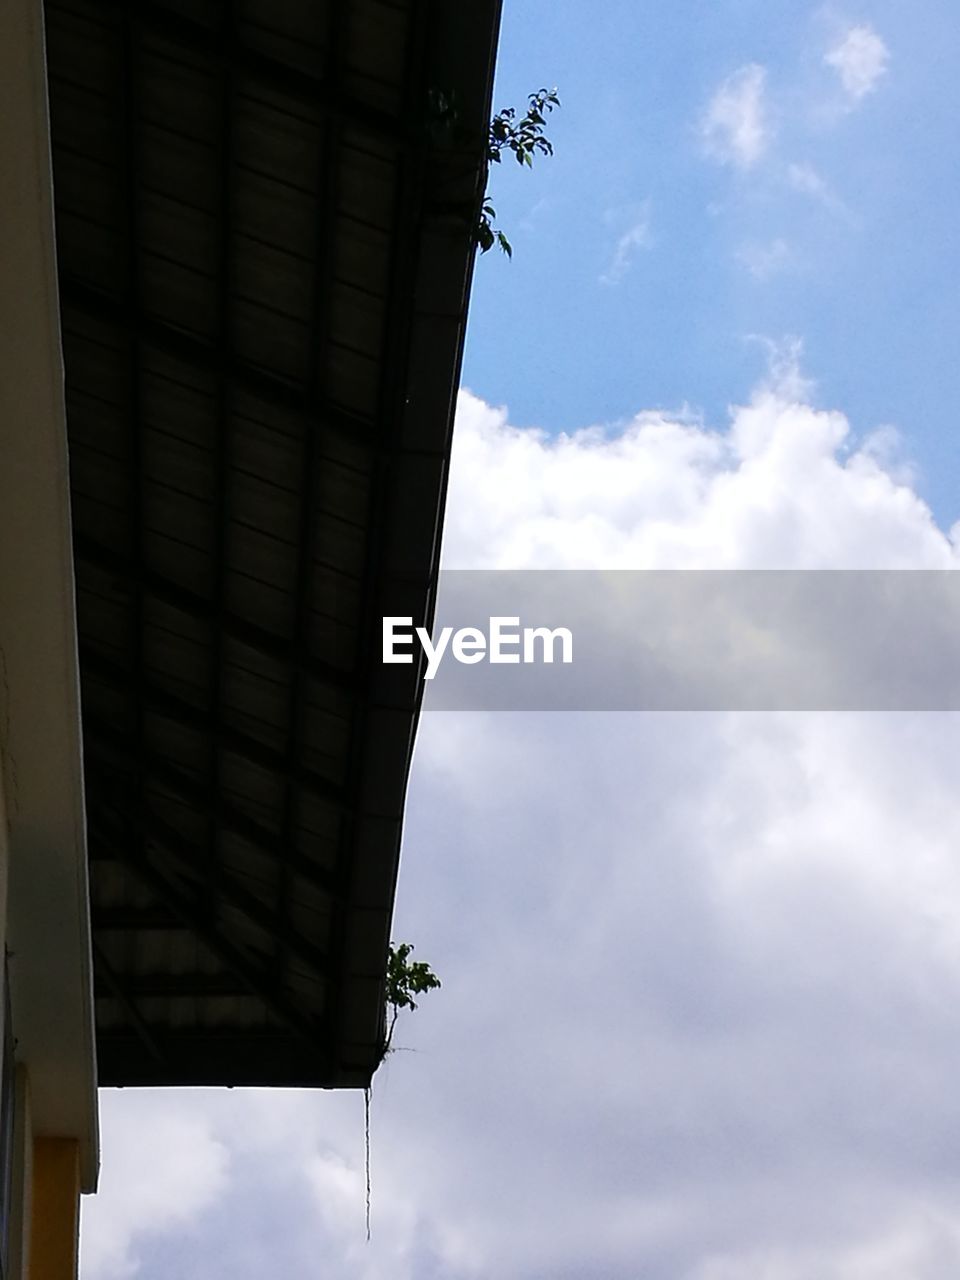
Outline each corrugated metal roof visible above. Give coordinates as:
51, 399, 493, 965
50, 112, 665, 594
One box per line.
43, 0, 500, 1087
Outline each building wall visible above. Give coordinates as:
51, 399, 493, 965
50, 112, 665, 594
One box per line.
0, 1, 100, 1276
0, 638, 84, 1280
28, 1139, 80, 1280
9, 1069, 34, 1280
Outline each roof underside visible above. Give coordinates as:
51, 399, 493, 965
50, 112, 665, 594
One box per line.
43, 0, 499, 1087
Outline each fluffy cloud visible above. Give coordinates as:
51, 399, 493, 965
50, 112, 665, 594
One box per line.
398, 706, 960, 1279
406, 383, 960, 1273
702, 64, 771, 169
82, 1086, 450, 1280
80, 1095, 229, 1278
825, 24, 890, 103
83, 373, 960, 1280
442, 370, 955, 571
600, 203, 653, 285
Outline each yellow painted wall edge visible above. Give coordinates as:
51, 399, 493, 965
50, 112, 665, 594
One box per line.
28, 1139, 80, 1280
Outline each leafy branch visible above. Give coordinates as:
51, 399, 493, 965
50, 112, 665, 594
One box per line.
477, 87, 560, 258
365, 942, 440, 1240
384, 941, 441, 1054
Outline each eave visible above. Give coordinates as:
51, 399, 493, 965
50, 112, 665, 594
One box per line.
43, 0, 501, 1089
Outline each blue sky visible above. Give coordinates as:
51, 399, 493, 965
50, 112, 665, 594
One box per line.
465, 0, 960, 531
82, 6, 960, 1279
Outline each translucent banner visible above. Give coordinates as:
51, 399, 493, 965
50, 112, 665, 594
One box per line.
379, 571, 960, 710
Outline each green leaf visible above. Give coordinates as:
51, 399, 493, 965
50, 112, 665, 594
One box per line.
386, 942, 441, 1019
478, 82, 560, 265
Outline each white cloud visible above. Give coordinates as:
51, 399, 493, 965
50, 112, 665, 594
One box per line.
737, 237, 794, 280
825, 24, 890, 102
82, 1086, 471, 1280
702, 64, 771, 169
80, 1094, 229, 1279
600, 203, 653, 284
402, 703, 960, 1279
81, 371, 960, 1280
694, 1207, 960, 1280
748, 334, 816, 402
785, 161, 854, 221
517, 196, 551, 236
444, 370, 953, 571
787, 161, 830, 201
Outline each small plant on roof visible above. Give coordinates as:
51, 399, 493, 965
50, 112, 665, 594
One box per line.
477, 87, 560, 258
364, 942, 440, 1240
384, 941, 441, 1054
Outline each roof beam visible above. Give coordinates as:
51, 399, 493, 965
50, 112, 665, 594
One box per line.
87, 811, 329, 1055
129, 797, 331, 977
91, 905, 178, 931
79, 642, 346, 806
73, 531, 356, 692
83, 736, 341, 902
59, 274, 380, 448
93, 0, 417, 147
94, 1029, 340, 1088
96, 971, 255, 1000
92, 941, 167, 1069
206, 0, 238, 998
272, 0, 344, 991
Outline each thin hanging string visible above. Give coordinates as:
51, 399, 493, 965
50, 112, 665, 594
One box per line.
364, 1085, 372, 1241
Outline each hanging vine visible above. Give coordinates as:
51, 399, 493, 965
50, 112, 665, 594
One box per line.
365, 941, 441, 1240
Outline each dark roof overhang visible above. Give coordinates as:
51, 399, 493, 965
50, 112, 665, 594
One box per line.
43, 0, 501, 1087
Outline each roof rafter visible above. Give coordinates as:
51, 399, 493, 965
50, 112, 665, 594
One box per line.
74, 533, 355, 692
83, 740, 340, 902
79, 645, 345, 806
60, 274, 382, 449
99, 0, 418, 147
88, 809, 330, 1058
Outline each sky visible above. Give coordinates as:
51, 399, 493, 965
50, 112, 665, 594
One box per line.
80, 4, 960, 1279
464, 0, 960, 533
